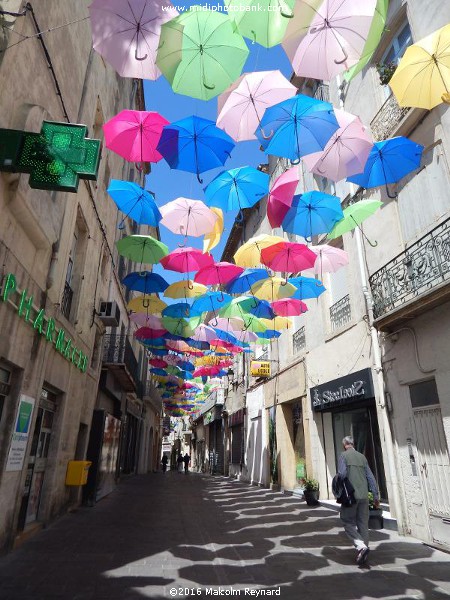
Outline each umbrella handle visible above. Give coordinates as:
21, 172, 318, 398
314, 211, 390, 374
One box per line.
236, 210, 244, 223
187, 280, 194, 291
197, 173, 204, 184
334, 46, 349, 65
135, 48, 148, 61
260, 127, 274, 140
385, 183, 398, 199
290, 157, 301, 166
136, 162, 144, 172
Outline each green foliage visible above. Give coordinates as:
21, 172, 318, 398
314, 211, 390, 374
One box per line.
302, 477, 319, 491
376, 62, 397, 85
368, 491, 376, 509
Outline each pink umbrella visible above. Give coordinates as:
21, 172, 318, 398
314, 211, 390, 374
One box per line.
149, 358, 168, 368
208, 317, 245, 331
302, 109, 373, 182
135, 326, 167, 339
283, 0, 377, 81
160, 247, 214, 273
233, 329, 258, 343
191, 324, 217, 343
103, 110, 169, 166
310, 244, 349, 278
268, 166, 300, 228
130, 314, 163, 328
217, 71, 297, 142
89, 0, 178, 80
194, 262, 244, 286
160, 198, 218, 241
261, 242, 316, 273
271, 298, 308, 317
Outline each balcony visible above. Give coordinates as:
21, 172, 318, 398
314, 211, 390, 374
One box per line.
292, 326, 306, 354
313, 83, 330, 102
330, 295, 352, 332
102, 334, 139, 392
61, 281, 73, 320
369, 217, 450, 328
370, 92, 410, 141
141, 380, 163, 413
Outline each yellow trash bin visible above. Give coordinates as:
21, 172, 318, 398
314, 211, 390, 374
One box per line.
65, 460, 92, 486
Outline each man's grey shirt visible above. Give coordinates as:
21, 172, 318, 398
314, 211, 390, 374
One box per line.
338, 447, 379, 501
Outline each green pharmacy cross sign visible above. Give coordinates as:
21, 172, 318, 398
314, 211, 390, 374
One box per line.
0, 121, 101, 192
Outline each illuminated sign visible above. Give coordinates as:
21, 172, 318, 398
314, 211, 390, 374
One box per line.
1, 273, 88, 373
250, 361, 271, 377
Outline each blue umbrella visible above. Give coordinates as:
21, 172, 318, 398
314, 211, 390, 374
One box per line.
192, 291, 232, 315
212, 328, 241, 346
256, 329, 281, 339
256, 95, 339, 163
122, 271, 169, 293
107, 180, 161, 228
142, 337, 167, 347
204, 167, 269, 218
156, 115, 235, 183
247, 299, 276, 320
150, 368, 168, 376
178, 370, 194, 380
282, 191, 344, 240
226, 269, 268, 294
177, 361, 195, 372
149, 348, 169, 356
290, 276, 326, 300
162, 302, 201, 319
347, 137, 424, 198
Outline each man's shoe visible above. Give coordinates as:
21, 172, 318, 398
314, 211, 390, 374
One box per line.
356, 547, 370, 565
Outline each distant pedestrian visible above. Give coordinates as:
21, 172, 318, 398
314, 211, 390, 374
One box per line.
183, 453, 190, 474
337, 436, 379, 566
177, 453, 183, 473
161, 454, 168, 473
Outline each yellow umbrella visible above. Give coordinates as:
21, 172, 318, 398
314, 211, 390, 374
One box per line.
251, 277, 296, 301
164, 280, 207, 299
261, 316, 293, 330
234, 234, 284, 268
127, 295, 167, 314
203, 207, 224, 253
390, 23, 450, 109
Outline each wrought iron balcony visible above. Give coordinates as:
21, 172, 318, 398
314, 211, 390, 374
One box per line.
369, 217, 450, 322
61, 281, 74, 320
293, 326, 306, 353
313, 83, 330, 102
370, 92, 410, 141
330, 295, 352, 332
102, 333, 139, 392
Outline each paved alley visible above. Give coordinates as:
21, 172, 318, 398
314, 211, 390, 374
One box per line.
0, 474, 450, 600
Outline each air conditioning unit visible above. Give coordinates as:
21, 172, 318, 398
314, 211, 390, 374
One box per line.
98, 301, 120, 327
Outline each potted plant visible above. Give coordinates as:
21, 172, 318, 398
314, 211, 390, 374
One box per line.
302, 477, 320, 506
368, 492, 384, 529
376, 62, 397, 86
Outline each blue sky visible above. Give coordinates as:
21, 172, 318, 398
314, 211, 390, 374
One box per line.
143, 0, 292, 289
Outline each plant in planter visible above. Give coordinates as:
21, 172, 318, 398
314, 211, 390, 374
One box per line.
376, 62, 397, 86
368, 492, 384, 529
302, 477, 320, 506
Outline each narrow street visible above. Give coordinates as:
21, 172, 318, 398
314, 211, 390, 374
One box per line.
0, 474, 450, 600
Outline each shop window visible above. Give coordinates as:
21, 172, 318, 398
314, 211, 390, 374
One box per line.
409, 379, 440, 409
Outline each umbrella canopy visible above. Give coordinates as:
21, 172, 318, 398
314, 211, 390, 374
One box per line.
302, 109, 374, 182
260, 241, 316, 273
160, 198, 218, 238
226, 268, 268, 294
107, 180, 161, 227
191, 292, 233, 315
151, 367, 169, 376
282, 191, 344, 239
157, 116, 235, 183
122, 271, 169, 293
256, 329, 281, 340
234, 234, 284, 268
127, 295, 167, 314
208, 316, 245, 331
162, 302, 201, 319
390, 23, 450, 110
309, 244, 349, 277
117, 235, 169, 265
225, 0, 294, 47
149, 358, 168, 368
162, 317, 195, 338
256, 95, 339, 163
156, 9, 249, 100
191, 324, 218, 343
194, 262, 244, 286
217, 70, 297, 141
130, 314, 163, 328
89, 0, 178, 79
103, 110, 169, 164
347, 138, 424, 192
160, 247, 214, 273
283, 0, 377, 81
246, 299, 276, 320
251, 277, 297, 301
289, 276, 326, 299
135, 326, 167, 340
204, 167, 269, 213
271, 298, 308, 316
164, 280, 207, 299
328, 200, 383, 240
203, 207, 224, 253
261, 316, 293, 330
268, 165, 300, 228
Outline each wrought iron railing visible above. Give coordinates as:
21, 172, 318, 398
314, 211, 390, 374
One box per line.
369, 218, 450, 319
330, 295, 351, 332
102, 333, 139, 386
370, 92, 410, 141
313, 83, 330, 102
292, 326, 306, 353
61, 281, 73, 320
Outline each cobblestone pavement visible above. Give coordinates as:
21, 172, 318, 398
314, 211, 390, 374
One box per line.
1, 473, 450, 600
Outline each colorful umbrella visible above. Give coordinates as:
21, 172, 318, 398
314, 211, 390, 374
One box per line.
130, 314, 163, 328
261, 316, 293, 330
251, 277, 297, 301
226, 0, 294, 47
162, 317, 195, 338
309, 245, 349, 278
203, 207, 224, 253
135, 326, 167, 340
246, 299, 276, 320
160, 247, 214, 273
122, 271, 169, 293
271, 298, 308, 316
190, 324, 218, 343
164, 280, 208, 299
267, 165, 300, 228
302, 109, 373, 182
162, 303, 201, 319
327, 200, 383, 241
234, 234, 284, 268
191, 292, 233, 315
204, 167, 270, 216
103, 110, 169, 166
226, 268, 268, 294
390, 23, 450, 110
149, 358, 168, 368
117, 235, 169, 265
256, 95, 339, 163
282, 192, 344, 240
217, 70, 297, 141
127, 295, 167, 314
160, 198, 218, 239
289, 276, 326, 299
89, 0, 178, 79
107, 180, 161, 227
260, 241, 316, 273
194, 262, 244, 286
282, 0, 378, 81
207, 317, 245, 331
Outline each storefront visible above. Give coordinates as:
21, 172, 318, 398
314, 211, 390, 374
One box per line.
228, 409, 245, 468
205, 406, 224, 475
310, 368, 387, 500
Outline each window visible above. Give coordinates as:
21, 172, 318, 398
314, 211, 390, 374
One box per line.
0, 366, 11, 423
61, 228, 78, 320
61, 209, 89, 321
379, 22, 412, 95
409, 379, 440, 409
293, 326, 306, 354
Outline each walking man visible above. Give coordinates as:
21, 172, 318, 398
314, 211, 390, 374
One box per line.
183, 452, 190, 474
338, 436, 379, 565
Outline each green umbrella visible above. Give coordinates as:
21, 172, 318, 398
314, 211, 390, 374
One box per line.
225, 0, 295, 48
156, 8, 249, 100
116, 235, 168, 265
344, 0, 389, 82
327, 200, 383, 240
241, 314, 268, 333
162, 317, 195, 338
218, 295, 257, 318
254, 338, 271, 345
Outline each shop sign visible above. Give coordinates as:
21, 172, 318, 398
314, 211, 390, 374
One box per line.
310, 368, 374, 412
1, 273, 88, 373
5, 394, 35, 472
203, 410, 214, 425
250, 360, 270, 377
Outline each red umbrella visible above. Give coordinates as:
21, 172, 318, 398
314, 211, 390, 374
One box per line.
261, 242, 316, 273
135, 326, 167, 339
194, 262, 244, 286
160, 247, 214, 273
271, 298, 308, 317
149, 358, 168, 368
